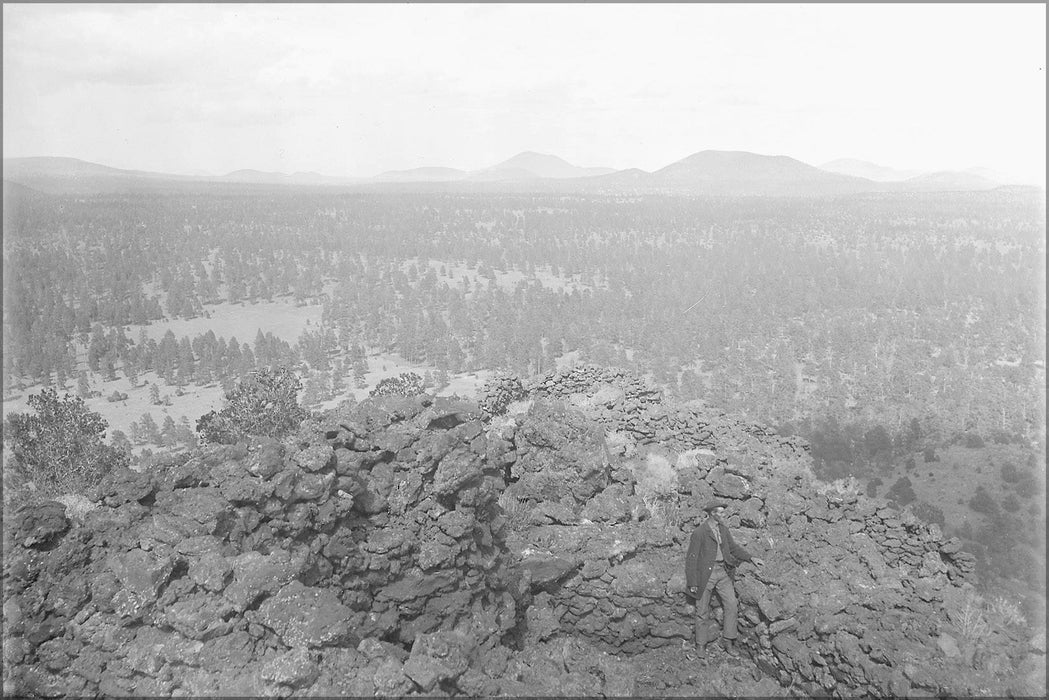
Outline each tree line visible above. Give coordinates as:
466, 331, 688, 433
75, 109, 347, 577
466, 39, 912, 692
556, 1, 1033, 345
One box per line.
4, 188, 1044, 456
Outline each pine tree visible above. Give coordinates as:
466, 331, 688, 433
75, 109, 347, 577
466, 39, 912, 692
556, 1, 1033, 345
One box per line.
330, 364, 346, 398
129, 419, 145, 445
300, 372, 325, 407
241, 344, 256, 375
139, 412, 162, 445
254, 330, 268, 367
161, 415, 178, 447
77, 371, 91, 399
226, 336, 243, 377
177, 337, 195, 386
176, 416, 197, 449
156, 331, 179, 382
87, 324, 107, 372
101, 349, 119, 382
110, 429, 132, 457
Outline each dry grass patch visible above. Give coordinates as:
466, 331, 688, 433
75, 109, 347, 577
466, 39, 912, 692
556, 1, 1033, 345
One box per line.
630, 449, 681, 524
137, 299, 323, 344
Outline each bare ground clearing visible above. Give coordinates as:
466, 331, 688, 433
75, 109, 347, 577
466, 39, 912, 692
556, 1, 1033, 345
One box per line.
137, 299, 324, 344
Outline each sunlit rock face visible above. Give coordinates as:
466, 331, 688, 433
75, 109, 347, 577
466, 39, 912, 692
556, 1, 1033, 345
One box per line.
3, 371, 1043, 697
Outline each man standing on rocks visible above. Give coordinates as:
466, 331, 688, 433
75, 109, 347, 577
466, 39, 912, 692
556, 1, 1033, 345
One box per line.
685, 500, 764, 657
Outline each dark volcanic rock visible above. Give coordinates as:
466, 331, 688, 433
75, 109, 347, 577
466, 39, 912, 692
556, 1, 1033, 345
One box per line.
253, 580, 356, 648
519, 554, 577, 589
2, 379, 1023, 700
223, 549, 308, 611
107, 547, 175, 610
403, 630, 475, 692
164, 594, 238, 641
9, 501, 69, 549
509, 400, 610, 505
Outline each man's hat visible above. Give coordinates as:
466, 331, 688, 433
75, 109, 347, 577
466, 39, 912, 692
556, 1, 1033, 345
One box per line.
701, 500, 727, 513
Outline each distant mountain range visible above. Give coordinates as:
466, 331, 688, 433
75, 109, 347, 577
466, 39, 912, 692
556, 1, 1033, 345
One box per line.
820, 158, 923, 182
624, 150, 875, 196
0, 157, 367, 189
214, 169, 364, 186
820, 158, 1010, 191
466, 151, 616, 181
3, 151, 1036, 197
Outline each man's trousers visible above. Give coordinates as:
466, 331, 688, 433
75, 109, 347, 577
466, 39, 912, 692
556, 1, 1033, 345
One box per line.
694, 564, 738, 646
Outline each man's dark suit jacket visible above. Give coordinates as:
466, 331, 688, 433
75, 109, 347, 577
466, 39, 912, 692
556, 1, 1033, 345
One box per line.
685, 517, 753, 597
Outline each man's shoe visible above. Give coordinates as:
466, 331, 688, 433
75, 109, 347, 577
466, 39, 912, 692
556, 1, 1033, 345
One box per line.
721, 639, 740, 657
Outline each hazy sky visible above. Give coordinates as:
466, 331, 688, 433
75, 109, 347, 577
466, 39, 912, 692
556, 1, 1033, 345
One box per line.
4, 3, 1045, 181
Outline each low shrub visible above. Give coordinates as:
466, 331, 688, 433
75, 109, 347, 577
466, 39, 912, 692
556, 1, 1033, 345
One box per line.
954, 590, 1027, 640
633, 451, 678, 502
197, 366, 308, 444
1014, 469, 1042, 497
887, 476, 916, 506
997, 461, 1019, 483
911, 500, 946, 526
956, 589, 991, 645
962, 433, 986, 449
369, 372, 424, 398
968, 487, 999, 516
3, 389, 129, 498
987, 596, 1027, 628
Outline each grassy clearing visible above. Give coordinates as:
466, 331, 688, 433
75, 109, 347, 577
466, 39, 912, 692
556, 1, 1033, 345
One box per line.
5, 295, 580, 456
4, 299, 321, 453
137, 299, 323, 344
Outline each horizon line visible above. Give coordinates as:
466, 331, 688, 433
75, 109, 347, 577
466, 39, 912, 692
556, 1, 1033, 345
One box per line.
3, 150, 1041, 186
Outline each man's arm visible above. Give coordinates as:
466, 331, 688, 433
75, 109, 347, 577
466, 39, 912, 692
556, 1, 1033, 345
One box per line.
685, 527, 703, 589
723, 524, 764, 566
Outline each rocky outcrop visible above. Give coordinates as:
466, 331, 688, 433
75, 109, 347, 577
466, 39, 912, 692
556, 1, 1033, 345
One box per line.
490, 404, 992, 695
3, 367, 1043, 698
506, 400, 611, 507
529, 365, 714, 450
505, 366, 1042, 697
3, 396, 523, 696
